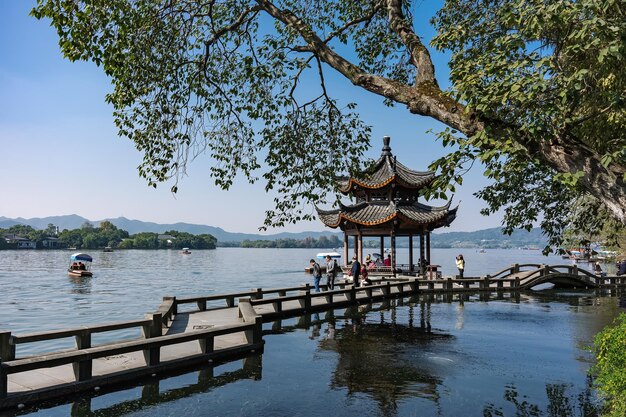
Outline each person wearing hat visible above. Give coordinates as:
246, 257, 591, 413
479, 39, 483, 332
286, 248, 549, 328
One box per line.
325, 255, 338, 290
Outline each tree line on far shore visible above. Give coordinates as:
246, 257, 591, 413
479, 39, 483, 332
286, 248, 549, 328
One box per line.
0, 221, 216, 250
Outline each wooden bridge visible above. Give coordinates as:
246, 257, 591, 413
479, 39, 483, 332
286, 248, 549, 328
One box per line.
1, 264, 624, 411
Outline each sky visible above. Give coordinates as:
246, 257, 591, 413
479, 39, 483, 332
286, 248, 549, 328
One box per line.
0, 1, 503, 235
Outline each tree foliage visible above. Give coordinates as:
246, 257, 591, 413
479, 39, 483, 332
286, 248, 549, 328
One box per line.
592, 313, 626, 417
31, 0, 626, 243
1, 225, 216, 250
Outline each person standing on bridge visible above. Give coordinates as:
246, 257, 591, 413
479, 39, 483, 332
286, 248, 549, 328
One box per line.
325, 255, 338, 290
456, 254, 465, 279
350, 255, 361, 287
310, 259, 322, 292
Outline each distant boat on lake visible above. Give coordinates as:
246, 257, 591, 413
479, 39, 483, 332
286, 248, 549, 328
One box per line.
68, 253, 93, 277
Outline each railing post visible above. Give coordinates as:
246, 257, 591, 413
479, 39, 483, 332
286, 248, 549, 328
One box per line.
226, 296, 235, 308
72, 328, 93, 382
447, 278, 453, 291
482, 276, 490, 290
279, 290, 287, 297
515, 278, 520, 289
253, 288, 263, 300
253, 316, 262, 345
143, 313, 162, 365
75, 327, 91, 350
513, 264, 520, 273
143, 313, 163, 339
199, 335, 215, 354
0, 331, 14, 362
197, 299, 207, 311
384, 281, 392, 296
166, 296, 178, 314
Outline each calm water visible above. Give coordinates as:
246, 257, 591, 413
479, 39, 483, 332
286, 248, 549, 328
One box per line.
1, 248, 623, 416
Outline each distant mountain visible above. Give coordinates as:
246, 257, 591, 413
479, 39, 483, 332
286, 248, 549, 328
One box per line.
430, 227, 548, 249
0, 215, 90, 231
0, 215, 341, 243
0, 215, 547, 248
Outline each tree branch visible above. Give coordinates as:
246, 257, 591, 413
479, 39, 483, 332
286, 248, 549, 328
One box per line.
256, 0, 478, 135
386, 0, 437, 85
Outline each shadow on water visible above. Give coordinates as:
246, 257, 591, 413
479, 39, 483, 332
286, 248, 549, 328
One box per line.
9, 355, 263, 417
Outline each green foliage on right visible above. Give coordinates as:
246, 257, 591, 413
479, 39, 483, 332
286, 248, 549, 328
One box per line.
592, 313, 626, 417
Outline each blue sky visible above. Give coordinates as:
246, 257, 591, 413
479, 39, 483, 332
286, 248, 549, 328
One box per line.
0, 1, 502, 234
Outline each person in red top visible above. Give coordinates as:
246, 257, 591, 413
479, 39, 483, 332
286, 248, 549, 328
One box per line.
383, 254, 391, 267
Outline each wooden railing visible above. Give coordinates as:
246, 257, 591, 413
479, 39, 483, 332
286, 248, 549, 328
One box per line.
0, 301, 264, 402
0, 314, 161, 362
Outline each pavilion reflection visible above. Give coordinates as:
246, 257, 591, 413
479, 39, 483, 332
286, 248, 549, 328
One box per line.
272, 297, 455, 415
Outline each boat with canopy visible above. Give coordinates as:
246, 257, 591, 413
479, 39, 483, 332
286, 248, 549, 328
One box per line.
68, 253, 93, 277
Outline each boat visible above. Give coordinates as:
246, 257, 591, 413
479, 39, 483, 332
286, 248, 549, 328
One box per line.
103, 247, 113, 252
181, 248, 192, 255
68, 253, 93, 277
316, 252, 340, 260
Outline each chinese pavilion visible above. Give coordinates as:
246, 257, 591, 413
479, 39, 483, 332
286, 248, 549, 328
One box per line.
316, 136, 458, 276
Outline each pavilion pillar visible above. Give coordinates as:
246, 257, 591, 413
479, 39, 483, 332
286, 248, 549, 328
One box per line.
426, 231, 431, 265
419, 232, 426, 275
408, 235, 414, 272
352, 236, 358, 260
380, 236, 384, 260
357, 231, 363, 263
343, 232, 349, 267
391, 230, 396, 275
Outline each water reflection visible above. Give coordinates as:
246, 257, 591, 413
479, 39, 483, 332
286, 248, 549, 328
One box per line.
271, 300, 454, 416
14, 355, 262, 417
483, 378, 601, 417
67, 276, 92, 295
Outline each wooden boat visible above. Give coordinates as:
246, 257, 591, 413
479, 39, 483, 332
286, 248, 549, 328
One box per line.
103, 247, 113, 252
181, 248, 192, 255
68, 253, 93, 277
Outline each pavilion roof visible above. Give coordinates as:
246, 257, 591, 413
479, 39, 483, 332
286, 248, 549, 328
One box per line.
315, 200, 458, 230
337, 137, 435, 193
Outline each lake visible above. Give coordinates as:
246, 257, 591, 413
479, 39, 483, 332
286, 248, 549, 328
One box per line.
0, 248, 623, 416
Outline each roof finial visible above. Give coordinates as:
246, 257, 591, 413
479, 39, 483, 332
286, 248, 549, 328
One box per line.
381, 136, 392, 156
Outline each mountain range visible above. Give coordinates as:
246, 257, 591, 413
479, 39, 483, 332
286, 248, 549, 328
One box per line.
0, 215, 549, 248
